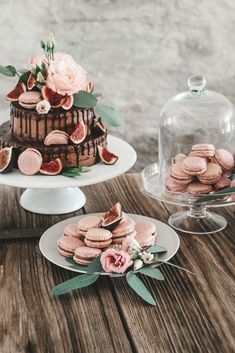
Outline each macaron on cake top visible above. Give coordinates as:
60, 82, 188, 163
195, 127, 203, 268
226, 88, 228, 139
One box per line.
73, 246, 102, 265
190, 144, 215, 158
198, 162, 222, 184
182, 156, 207, 175
84, 228, 112, 249
19, 91, 42, 109
135, 222, 156, 248
18, 148, 43, 175
57, 236, 85, 257
44, 130, 69, 146
214, 149, 234, 171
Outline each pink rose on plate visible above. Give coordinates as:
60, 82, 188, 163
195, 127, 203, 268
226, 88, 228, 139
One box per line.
100, 248, 133, 273
46, 52, 88, 96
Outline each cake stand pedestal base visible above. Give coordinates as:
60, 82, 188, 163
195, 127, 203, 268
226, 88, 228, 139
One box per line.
20, 187, 86, 215
168, 205, 227, 235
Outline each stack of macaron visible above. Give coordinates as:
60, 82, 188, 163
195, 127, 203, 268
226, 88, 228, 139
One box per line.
164, 144, 234, 197
56, 203, 158, 265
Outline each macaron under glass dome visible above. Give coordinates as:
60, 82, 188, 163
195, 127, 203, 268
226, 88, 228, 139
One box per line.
141, 75, 235, 234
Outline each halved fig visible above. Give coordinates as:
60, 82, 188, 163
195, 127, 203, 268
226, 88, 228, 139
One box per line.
95, 118, 107, 134
70, 120, 87, 144
101, 202, 122, 230
27, 73, 36, 90
0, 146, 15, 173
40, 158, 63, 175
98, 146, 119, 165
41, 86, 66, 108
62, 95, 74, 110
5, 81, 26, 101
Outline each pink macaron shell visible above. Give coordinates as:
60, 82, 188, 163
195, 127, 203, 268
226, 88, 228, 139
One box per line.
19, 91, 42, 103
85, 228, 112, 241
18, 148, 43, 175
214, 177, 231, 190
172, 154, 187, 165
112, 218, 135, 236
190, 144, 215, 158
57, 236, 85, 253
170, 163, 193, 182
187, 182, 213, 196
164, 177, 188, 193
64, 223, 80, 237
78, 216, 101, 231
44, 135, 68, 146
74, 246, 102, 259
182, 156, 207, 175
198, 162, 222, 184
58, 247, 74, 258
214, 149, 234, 171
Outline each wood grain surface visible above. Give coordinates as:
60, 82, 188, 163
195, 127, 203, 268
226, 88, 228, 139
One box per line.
0, 174, 234, 353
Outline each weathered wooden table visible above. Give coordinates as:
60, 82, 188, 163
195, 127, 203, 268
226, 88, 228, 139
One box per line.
0, 174, 234, 353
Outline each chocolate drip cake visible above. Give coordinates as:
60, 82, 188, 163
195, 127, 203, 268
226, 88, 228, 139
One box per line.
0, 35, 121, 176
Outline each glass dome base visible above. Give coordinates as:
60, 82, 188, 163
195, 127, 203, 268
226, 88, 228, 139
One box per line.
168, 205, 227, 235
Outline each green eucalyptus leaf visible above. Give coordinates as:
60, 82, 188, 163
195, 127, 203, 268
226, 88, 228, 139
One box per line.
95, 104, 124, 130
0, 65, 17, 77
86, 256, 102, 274
19, 71, 30, 85
194, 186, 235, 204
73, 91, 97, 109
139, 266, 164, 280
146, 245, 167, 254
52, 273, 99, 296
126, 271, 156, 305
61, 167, 90, 178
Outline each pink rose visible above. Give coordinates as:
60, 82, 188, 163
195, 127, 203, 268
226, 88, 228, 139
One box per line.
100, 248, 133, 273
46, 52, 88, 96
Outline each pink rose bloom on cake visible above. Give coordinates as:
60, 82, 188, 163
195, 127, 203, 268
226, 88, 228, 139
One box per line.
100, 248, 133, 273
46, 52, 88, 96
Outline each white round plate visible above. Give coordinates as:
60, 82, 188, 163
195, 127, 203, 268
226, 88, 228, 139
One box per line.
39, 213, 180, 276
0, 135, 136, 189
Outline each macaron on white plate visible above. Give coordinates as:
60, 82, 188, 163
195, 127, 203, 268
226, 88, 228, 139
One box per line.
39, 213, 180, 277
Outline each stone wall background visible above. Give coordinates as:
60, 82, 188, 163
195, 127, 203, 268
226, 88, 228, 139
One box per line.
0, 0, 235, 171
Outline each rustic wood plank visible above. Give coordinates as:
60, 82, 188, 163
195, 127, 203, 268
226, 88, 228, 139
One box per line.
83, 174, 234, 353
0, 174, 235, 353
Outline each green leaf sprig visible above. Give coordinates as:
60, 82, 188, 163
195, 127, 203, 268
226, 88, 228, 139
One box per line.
194, 186, 235, 204
60, 166, 90, 178
41, 33, 55, 61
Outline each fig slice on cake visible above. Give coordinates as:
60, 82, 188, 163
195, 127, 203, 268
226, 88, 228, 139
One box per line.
70, 120, 87, 144
98, 146, 119, 165
41, 86, 66, 108
5, 81, 26, 101
27, 73, 37, 90
0, 146, 15, 173
62, 95, 74, 110
40, 158, 63, 175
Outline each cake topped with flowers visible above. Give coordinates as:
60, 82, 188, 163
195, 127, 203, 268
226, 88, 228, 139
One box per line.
0, 34, 122, 176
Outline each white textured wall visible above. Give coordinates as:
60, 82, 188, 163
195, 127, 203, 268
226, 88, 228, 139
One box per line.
0, 0, 235, 170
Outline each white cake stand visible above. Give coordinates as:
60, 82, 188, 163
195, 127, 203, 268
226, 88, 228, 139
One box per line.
0, 135, 136, 215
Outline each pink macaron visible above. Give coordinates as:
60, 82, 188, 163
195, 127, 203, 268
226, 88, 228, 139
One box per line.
57, 236, 85, 257
19, 91, 42, 109
198, 162, 222, 185
77, 216, 101, 236
73, 246, 102, 265
112, 218, 135, 238
164, 177, 188, 193
187, 182, 213, 197
190, 144, 215, 159
64, 223, 82, 239
170, 162, 193, 185
135, 222, 156, 248
84, 228, 113, 249
18, 148, 43, 175
171, 153, 187, 165
182, 156, 207, 176
214, 149, 234, 171
44, 130, 69, 146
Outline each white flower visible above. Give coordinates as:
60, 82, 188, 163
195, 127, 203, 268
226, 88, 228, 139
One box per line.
133, 259, 143, 271
139, 251, 154, 264
122, 235, 141, 259
36, 99, 51, 114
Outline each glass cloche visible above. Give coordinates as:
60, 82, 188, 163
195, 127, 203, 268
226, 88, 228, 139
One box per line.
159, 75, 235, 189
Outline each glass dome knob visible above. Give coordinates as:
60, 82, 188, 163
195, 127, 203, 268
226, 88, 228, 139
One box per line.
187, 75, 206, 92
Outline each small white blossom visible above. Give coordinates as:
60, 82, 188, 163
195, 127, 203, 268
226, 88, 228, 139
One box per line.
139, 251, 154, 264
36, 99, 51, 114
133, 259, 143, 271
